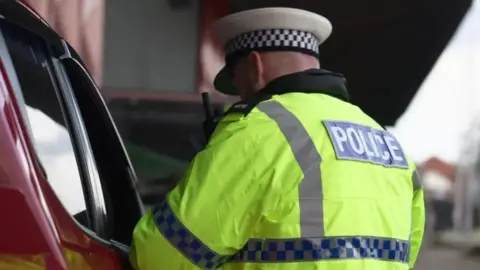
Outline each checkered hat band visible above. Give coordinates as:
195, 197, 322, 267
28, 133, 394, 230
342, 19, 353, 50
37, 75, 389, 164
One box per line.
225, 29, 320, 56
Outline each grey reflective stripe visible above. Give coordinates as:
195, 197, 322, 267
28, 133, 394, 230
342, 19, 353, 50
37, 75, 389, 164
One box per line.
257, 101, 324, 237
153, 201, 230, 269
230, 236, 410, 263
412, 170, 422, 191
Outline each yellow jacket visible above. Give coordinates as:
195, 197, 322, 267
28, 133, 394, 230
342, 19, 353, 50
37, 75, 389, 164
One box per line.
131, 69, 425, 270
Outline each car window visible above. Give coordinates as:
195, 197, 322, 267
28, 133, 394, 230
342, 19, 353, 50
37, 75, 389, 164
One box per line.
0, 22, 88, 223
61, 57, 144, 244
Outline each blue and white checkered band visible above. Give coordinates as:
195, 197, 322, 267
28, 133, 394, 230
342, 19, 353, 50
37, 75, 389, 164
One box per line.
225, 29, 320, 57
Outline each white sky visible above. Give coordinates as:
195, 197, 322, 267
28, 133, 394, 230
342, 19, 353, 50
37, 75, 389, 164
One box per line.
389, 0, 480, 164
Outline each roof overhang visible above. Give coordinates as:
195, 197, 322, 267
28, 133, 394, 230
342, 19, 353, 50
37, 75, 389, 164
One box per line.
229, 0, 473, 125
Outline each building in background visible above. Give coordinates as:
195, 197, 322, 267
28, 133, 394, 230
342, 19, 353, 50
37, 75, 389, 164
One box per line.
23, 0, 105, 84
421, 157, 456, 233
422, 157, 456, 201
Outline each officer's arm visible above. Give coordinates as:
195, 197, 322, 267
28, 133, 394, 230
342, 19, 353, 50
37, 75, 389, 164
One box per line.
409, 170, 426, 269
131, 122, 278, 269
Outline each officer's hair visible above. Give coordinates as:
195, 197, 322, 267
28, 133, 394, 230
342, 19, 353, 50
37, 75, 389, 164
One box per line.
261, 51, 320, 74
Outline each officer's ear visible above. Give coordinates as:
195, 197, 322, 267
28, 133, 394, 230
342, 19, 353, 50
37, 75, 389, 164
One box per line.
247, 51, 264, 90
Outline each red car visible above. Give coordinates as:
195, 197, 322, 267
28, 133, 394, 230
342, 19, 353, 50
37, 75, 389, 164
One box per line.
0, 1, 143, 269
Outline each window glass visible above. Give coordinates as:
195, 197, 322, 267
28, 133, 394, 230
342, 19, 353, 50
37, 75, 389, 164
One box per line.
1, 23, 87, 221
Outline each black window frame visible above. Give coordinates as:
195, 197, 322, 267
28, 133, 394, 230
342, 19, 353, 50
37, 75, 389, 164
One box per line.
59, 40, 144, 245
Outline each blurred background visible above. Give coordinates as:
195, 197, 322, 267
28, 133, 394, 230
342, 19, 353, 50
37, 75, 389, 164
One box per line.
22, 0, 480, 268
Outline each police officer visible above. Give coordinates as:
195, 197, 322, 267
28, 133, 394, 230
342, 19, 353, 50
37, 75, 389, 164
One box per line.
130, 7, 425, 270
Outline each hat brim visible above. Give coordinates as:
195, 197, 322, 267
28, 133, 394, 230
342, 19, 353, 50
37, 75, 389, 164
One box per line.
213, 8, 332, 50
213, 66, 239, 95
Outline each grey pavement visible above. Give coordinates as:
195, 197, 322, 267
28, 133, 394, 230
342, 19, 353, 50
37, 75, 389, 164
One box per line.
416, 246, 480, 270
415, 225, 480, 270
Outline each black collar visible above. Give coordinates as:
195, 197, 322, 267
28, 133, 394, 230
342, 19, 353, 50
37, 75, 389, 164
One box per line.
259, 68, 350, 102
226, 69, 350, 116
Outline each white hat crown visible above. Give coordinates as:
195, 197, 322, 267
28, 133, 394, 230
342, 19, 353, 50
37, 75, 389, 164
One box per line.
213, 7, 332, 57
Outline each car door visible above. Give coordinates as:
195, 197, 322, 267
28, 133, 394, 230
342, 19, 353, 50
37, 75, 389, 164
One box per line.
0, 8, 143, 269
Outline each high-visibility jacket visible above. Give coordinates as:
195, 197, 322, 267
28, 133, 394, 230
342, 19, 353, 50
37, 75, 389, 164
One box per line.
131, 69, 425, 270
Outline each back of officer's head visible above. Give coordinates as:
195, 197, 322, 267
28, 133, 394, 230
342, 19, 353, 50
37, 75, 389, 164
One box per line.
231, 51, 320, 100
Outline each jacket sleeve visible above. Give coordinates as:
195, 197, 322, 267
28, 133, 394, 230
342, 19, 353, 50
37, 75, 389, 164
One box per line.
409, 170, 426, 269
131, 119, 281, 269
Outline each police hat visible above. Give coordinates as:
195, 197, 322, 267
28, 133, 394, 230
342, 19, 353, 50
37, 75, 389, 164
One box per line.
212, 8, 333, 95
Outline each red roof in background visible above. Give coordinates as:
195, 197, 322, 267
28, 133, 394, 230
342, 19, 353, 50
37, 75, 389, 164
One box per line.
421, 157, 456, 181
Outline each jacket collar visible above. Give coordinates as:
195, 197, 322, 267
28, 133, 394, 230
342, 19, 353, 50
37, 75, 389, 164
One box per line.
225, 69, 350, 116
258, 68, 350, 102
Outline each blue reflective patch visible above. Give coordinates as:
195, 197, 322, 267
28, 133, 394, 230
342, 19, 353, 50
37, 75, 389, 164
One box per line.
323, 120, 408, 168
230, 236, 410, 263
153, 200, 230, 269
